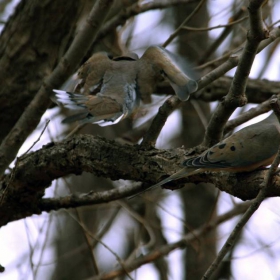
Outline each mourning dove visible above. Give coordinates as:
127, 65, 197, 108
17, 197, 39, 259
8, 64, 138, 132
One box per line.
138, 46, 198, 102
53, 52, 139, 126
148, 113, 280, 190
53, 46, 197, 126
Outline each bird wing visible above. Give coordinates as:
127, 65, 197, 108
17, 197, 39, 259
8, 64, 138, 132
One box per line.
77, 52, 112, 94
85, 95, 122, 116
53, 90, 89, 109
184, 114, 280, 170
140, 46, 198, 101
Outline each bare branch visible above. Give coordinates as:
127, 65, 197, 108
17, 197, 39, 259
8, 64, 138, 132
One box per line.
96, 0, 195, 45
199, 6, 247, 64
181, 16, 248, 32
162, 0, 207, 47
141, 96, 181, 147
198, 76, 280, 103
1, 133, 280, 225
142, 26, 280, 148
224, 96, 275, 134
92, 201, 251, 280
202, 0, 269, 147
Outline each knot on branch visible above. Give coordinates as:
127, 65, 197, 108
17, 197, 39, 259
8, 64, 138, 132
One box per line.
225, 94, 248, 108
247, 28, 269, 41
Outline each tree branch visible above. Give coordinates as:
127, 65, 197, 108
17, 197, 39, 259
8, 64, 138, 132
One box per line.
202, 0, 269, 147
95, 0, 195, 46
198, 76, 280, 104
141, 24, 280, 148
92, 201, 251, 280
1, 134, 280, 226
224, 96, 274, 134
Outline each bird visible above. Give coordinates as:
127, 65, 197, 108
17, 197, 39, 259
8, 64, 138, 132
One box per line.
53, 46, 198, 126
147, 113, 280, 190
137, 46, 198, 102
53, 52, 139, 126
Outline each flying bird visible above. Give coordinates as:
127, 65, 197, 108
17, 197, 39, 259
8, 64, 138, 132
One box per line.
147, 113, 280, 190
53, 46, 197, 126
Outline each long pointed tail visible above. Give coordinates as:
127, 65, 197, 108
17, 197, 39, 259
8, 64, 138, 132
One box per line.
130, 167, 202, 199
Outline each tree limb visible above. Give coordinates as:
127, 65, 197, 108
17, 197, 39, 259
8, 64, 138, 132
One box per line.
1, 134, 280, 226
202, 0, 269, 147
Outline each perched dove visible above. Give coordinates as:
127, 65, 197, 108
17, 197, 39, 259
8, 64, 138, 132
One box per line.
148, 113, 280, 190
53, 46, 197, 126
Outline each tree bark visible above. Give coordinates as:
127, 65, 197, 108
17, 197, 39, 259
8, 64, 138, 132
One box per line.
0, 0, 83, 142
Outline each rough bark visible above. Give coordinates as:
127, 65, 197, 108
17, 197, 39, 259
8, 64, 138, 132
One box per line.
1, 134, 280, 226
0, 0, 82, 142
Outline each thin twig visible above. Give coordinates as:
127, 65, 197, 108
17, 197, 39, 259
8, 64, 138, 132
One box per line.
182, 16, 248, 32
162, 0, 207, 47
117, 200, 156, 250
92, 206, 122, 248
22, 119, 50, 156
224, 95, 277, 134
196, 45, 244, 70
92, 201, 251, 280
75, 209, 99, 275
202, 0, 269, 147
66, 210, 133, 280
257, 39, 280, 78
199, 6, 247, 64
96, 0, 195, 46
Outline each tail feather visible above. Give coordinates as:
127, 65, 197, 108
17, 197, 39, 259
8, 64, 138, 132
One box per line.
53, 89, 89, 109
147, 167, 191, 191
61, 112, 90, 124
130, 167, 202, 199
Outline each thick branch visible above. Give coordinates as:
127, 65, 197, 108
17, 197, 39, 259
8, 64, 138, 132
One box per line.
1, 135, 280, 226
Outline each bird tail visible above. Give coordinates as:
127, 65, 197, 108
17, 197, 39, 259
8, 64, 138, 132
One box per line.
53, 89, 89, 110
61, 112, 91, 124
130, 167, 202, 199
52, 89, 125, 126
